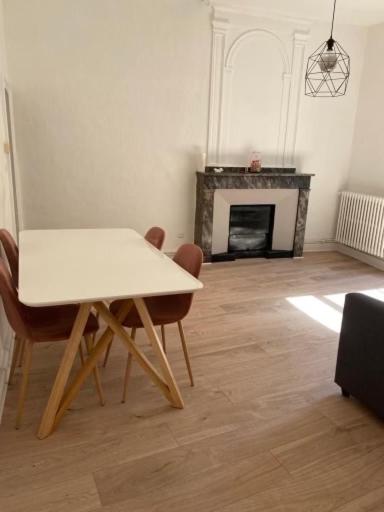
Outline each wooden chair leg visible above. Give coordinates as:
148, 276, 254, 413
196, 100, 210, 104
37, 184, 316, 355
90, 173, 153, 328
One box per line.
84, 334, 105, 406
177, 321, 194, 387
160, 325, 166, 353
15, 340, 33, 429
17, 338, 26, 367
122, 328, 136, 403
102, 336, 113, 368
93, 311, 99, 344
78, 341, 85, 366
9, 336, 22, 385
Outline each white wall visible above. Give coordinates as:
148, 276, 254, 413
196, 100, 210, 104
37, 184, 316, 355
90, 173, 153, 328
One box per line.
296, 23, 366, 244
0, 0, 16, 419
347, 23, 384, 197
206, 7, 366, 246
3, 0, 210, 252
3, 1, 367, 249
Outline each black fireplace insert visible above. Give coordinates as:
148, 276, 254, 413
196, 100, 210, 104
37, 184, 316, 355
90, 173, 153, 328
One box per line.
228, 204, 275, 257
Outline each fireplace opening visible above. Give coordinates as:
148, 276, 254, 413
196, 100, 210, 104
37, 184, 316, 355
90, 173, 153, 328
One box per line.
228, 204, 275, 257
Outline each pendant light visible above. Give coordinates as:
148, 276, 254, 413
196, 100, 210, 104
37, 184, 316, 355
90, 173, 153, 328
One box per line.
305, 0, 350, 97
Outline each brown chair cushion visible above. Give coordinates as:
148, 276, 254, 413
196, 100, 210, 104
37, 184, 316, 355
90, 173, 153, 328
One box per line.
25, 304, 99, 342
109, 243, 203, 328
110, 295, 191, 328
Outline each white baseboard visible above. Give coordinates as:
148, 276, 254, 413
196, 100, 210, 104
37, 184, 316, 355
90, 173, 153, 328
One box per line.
304, 241, 336, 252
335, 243, 384, 272
304, 239, 384, 271
172, 242, 384, 273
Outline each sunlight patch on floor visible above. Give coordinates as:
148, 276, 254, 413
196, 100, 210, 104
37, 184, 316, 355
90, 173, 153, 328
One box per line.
325, 288, 384, 308
287, 288, 384, 333
324, 293, 346, 308
286, 295, 342, 333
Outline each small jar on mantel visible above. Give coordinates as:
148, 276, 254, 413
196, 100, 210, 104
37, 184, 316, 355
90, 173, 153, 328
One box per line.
249, 151, 262, 173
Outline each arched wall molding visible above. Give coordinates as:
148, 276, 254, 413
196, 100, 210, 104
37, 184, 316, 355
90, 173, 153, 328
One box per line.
222, 29, 291, 166
206, 13, 309, 167
206, 16, 229, 165
225, 29, 290, 73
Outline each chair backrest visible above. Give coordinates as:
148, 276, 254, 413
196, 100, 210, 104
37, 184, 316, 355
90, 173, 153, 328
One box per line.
173, 243, 203, 279
171, 243, 203, 319
0, 229, 19, 288
0, 258, 30, 339
145, 227, 165, 251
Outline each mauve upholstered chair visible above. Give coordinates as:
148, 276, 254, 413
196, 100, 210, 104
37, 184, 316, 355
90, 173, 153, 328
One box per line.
0, 259, 104, 428
102, 226, 166, 367
109, 243, 203, 403
0, 228, 19, 288
144, 226, 165, 251
0, 229, 24, 367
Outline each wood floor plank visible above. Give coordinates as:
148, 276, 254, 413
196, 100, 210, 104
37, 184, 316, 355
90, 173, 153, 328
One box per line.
1, 252, 384, 511
0, 423, 178, 498
0, 475, 101, 512
94, 448, 288, 511
218, 442, 384, 512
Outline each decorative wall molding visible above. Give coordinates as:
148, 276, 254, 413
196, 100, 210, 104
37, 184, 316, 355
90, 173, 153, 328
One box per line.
202, 0, 314, 27
206, 8, 310, 167
207, 17, 229, 164
284, 31, 309, 166
225, 29, 289, 71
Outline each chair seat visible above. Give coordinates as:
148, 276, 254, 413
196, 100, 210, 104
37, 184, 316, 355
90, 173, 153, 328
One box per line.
24, 304, 99, 342
110, 295, 189, 328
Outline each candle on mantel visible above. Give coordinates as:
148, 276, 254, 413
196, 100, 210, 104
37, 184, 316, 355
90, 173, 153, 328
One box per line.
200, 152, 207, 172
249, 151, 262, 173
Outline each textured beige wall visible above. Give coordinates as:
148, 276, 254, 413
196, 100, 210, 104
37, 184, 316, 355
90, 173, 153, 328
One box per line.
3, 1, 368, 248
348, 23, 384, 197
4, 0, 210, 252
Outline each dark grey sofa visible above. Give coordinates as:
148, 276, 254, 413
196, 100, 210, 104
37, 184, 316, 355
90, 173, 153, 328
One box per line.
335, 292, 384, 418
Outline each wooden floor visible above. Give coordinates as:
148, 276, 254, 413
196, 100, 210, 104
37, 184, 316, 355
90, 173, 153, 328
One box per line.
1, 251, 384, 511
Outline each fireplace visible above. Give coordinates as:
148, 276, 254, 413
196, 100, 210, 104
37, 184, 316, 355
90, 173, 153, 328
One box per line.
194, 166, 314, 262
228, 204, 275, 256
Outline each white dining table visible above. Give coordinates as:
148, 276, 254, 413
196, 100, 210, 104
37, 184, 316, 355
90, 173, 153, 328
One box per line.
19, 228, 203, 439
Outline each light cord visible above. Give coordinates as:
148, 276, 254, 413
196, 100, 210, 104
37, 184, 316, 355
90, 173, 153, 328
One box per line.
330, 0, 337, 38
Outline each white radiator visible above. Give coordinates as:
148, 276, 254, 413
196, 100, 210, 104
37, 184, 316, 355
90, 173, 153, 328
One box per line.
336, 191, 384, 258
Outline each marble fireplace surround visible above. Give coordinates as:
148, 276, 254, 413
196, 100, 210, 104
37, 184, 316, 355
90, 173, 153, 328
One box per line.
194, 167, 314, 261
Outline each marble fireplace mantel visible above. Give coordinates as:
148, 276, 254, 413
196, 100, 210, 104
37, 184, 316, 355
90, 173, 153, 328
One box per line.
194, 167, 314, 262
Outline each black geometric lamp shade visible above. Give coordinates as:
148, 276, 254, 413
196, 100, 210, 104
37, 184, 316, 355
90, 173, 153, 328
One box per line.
305, 37, 350, 97
305, 0, 350, 98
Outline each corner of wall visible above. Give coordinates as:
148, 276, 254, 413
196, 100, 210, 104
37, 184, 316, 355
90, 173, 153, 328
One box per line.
344, 24, 370, 192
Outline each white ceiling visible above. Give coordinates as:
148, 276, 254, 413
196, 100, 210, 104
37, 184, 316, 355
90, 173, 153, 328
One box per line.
207, 0, 384, 26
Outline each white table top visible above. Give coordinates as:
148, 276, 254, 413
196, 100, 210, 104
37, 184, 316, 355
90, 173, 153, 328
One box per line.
19, 229, 203, 306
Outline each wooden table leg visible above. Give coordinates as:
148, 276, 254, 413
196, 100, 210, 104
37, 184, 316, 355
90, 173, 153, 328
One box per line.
94, 302, 174, 403
37, 303, 92, 439
41, 297, 184, 438
134, 298, 184, 409
53, 300, 134, 431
